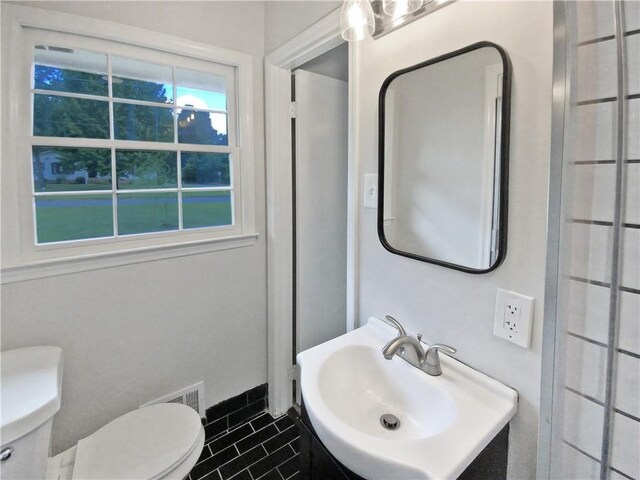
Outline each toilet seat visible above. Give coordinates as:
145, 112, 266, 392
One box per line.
71, 403, 203, 480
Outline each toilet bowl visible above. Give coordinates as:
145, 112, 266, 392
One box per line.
2, 347, 205, 480
46, 403, 205, 480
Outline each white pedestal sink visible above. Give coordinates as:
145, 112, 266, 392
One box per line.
297, 317, 518, 480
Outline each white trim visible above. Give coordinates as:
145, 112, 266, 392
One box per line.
5, 5, 251, 68
32, 88, 228, 116
346, 40, 360, 332
32, 186, 234, 197
31, 137, 236, 153
265, 62, 294, 416
480, 63, 503, 268
0, 233, 259, 284
265, 7, 358, 416
381, 89, 396, 224
266, 9, 343, 70
1, 4, 256, 267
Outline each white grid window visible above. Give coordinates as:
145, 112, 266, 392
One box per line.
30, 44, 239, 245
1, 7, 256, 275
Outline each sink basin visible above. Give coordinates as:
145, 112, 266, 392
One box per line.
297, 317, 518, 479
318, 345, 457, 441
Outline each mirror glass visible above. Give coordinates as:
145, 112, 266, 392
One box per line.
378, 43, 510, 273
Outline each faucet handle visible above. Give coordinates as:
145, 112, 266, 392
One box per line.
383, 315, 407, 336
423, 344, 457, 376
424, 344, 457, 366
429, 344, 456, 356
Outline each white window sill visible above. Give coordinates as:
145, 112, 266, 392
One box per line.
0, 233, 259, 284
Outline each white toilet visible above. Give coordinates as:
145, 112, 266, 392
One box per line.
47, 403, 205, 480
0, 347, 204, 480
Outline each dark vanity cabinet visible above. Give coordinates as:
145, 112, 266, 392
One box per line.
289, 400, 509, 480
289, 404, 365, 480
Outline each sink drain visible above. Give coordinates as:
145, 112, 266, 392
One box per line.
380, 413, 400, 430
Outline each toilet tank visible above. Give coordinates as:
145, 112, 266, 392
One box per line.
1, 347, 64, 480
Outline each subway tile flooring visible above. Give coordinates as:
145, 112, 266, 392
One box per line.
189, 410, 300, 480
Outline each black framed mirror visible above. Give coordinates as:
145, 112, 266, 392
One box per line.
377, 41, 511, 273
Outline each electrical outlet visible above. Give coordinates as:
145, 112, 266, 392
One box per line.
493, 288, 534, 348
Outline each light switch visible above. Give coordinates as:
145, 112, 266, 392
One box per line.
364, 174, 378, 209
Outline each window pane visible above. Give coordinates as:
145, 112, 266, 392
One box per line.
34, 94, 109, 138
112, 56, 173, 104
34, 46, 108, 96
178, 109, 227, 145
35, 194, 113, 243
117, 193, 178, 235
183, 191, 232, 229
176, 67, 227, 111
116, 150, 177, 189
181, 152, 230, 187
33, 147, 111, 192
113, 103, 174, 142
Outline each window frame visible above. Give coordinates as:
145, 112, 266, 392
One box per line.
2, 5, 257, 274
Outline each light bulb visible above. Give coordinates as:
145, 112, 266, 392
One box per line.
382, 0, 423, 19
340, 0, 375, 42
348, 4, 365, 40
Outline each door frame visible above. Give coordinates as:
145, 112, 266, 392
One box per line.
265, 8, 360, 416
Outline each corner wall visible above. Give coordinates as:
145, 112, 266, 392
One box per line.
0, 1, 267, 454
354, 1, 553, 477
264, 0, 341, 54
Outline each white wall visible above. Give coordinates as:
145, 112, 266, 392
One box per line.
294, 70, 348, 354
15, 1, 266, 56
264, 0, 341, 54
354, 1, 552, 478
298, 43, 349, 82
0, 1, 268, 454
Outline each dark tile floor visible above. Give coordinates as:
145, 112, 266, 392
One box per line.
189, 410, 300, 480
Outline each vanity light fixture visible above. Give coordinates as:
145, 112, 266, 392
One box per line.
340, 0, 375, 41
371, 0, 454, 39
382, 0, 423, 19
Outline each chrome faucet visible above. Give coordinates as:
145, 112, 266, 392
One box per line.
380, 316, 456, 376
423, 344, 457, 376
382, 315, 407, 336
382, 333, 424, 361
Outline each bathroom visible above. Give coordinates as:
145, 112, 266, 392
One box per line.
0, 0, 637, 479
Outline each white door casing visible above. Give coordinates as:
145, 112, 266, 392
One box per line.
265, 8, 359, 416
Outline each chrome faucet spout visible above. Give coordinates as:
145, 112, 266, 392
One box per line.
379, 317, 457, 376
383, 315, 407, 336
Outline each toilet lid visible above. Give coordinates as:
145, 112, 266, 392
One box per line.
72, 403, 203, 480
